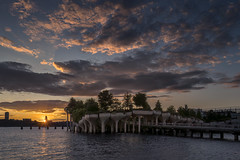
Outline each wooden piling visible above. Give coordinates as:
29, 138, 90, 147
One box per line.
209, 132, 213, 139
191, 130, 194, 138
220, 132, 224, 139
234, 134, 239, 141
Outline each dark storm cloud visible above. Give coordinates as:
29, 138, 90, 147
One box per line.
0, 61, 105, 96
0, 58, 214, 96
54, 55, 214, 94
222, 73, 240, 88
0, 100, 68, 113
107, 70, 213, 92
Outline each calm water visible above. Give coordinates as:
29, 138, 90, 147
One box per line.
0, 127, 239, 160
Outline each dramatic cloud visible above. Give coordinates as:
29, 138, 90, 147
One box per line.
10, 0, 240, 62
0, 58, 215, 96
2, 0, 240, 97
0, 100, 67, 113
0, 36, 39, 57
0, 61, 105, 96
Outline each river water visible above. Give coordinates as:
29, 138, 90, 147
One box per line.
0, 127, 239, 160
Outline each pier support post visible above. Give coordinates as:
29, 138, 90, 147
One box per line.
89, 122, 93, 133
155, 116, 159, 125
173, 129, 177, 136
124, 121, 127, 133
128, 121, 130, 132
67, 112, 69, 131
138, 116, 141, 133
234, 134, 239, 141
200, 131, 203, 138
132, 117, 136, 133
161, 129, 164, 135
220, 132, 224, 140
101, 121, 106, 133
209, 132, 213, 139
191, 131, 194, 138
115, 120, 119, 133
83, 121, 88, 133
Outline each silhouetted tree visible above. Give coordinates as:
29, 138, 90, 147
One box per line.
133, 93, 151, 110
196, 110, 202, 119
85, 98, 99, 113
154, 100, 162, 111
98, 90, 113, 111
122, 92, 133, 111
167, 105, 176, 114
65, 97, 77, 114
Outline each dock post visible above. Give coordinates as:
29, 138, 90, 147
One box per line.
132, 117, 136, 133
234, 134, 239, 141
200, 131, 203, 138
209, 132, 213, 139
30, 126, 32, 130
220, 132, 224, 140
67, 112, 69, 131
184, 130, 187, 137
55, 126, 57, 129
138, 116, 141, 133
62, 126, 64, 129
38, 126, 41, 129
21, 126, 23, 130
161, 129, 164, 135
191, 130, 194, 138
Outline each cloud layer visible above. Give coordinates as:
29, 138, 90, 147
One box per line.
0, 100, 67, 113
10, 0, 240, 59
0, 56, 216, 96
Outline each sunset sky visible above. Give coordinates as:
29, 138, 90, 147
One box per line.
0, 0, 240, 121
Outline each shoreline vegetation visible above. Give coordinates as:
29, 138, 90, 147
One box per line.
65, 90, 232, 123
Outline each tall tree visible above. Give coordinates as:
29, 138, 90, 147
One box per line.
122, 92, 133, 111
133, 92, 151, 110
154, 100, 162, 111
167, 105, 176, 114
65, 97, 77, 114
85, 98, 99, 113
98, 90, 113, 111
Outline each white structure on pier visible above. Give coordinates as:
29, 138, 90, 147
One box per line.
76, 110, 180, 133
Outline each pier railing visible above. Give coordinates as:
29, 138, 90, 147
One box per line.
159, 123, 240, 129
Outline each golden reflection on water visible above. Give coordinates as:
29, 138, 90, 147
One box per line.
39, 128, 48, 155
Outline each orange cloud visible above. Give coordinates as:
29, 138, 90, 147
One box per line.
0, 36, 39, 57
11, 0, 36, 19
52, 62, 66, 72
40, 59, 52, 65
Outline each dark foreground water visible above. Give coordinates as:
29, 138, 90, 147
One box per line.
0, 127, 239, 160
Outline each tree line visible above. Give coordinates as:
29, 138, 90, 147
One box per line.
65, 90, 161, 122
65, 90, 231, 123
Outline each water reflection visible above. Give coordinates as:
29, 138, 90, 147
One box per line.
0, 128, 239, 160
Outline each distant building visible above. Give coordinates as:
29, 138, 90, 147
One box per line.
5, 112, 9, 120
